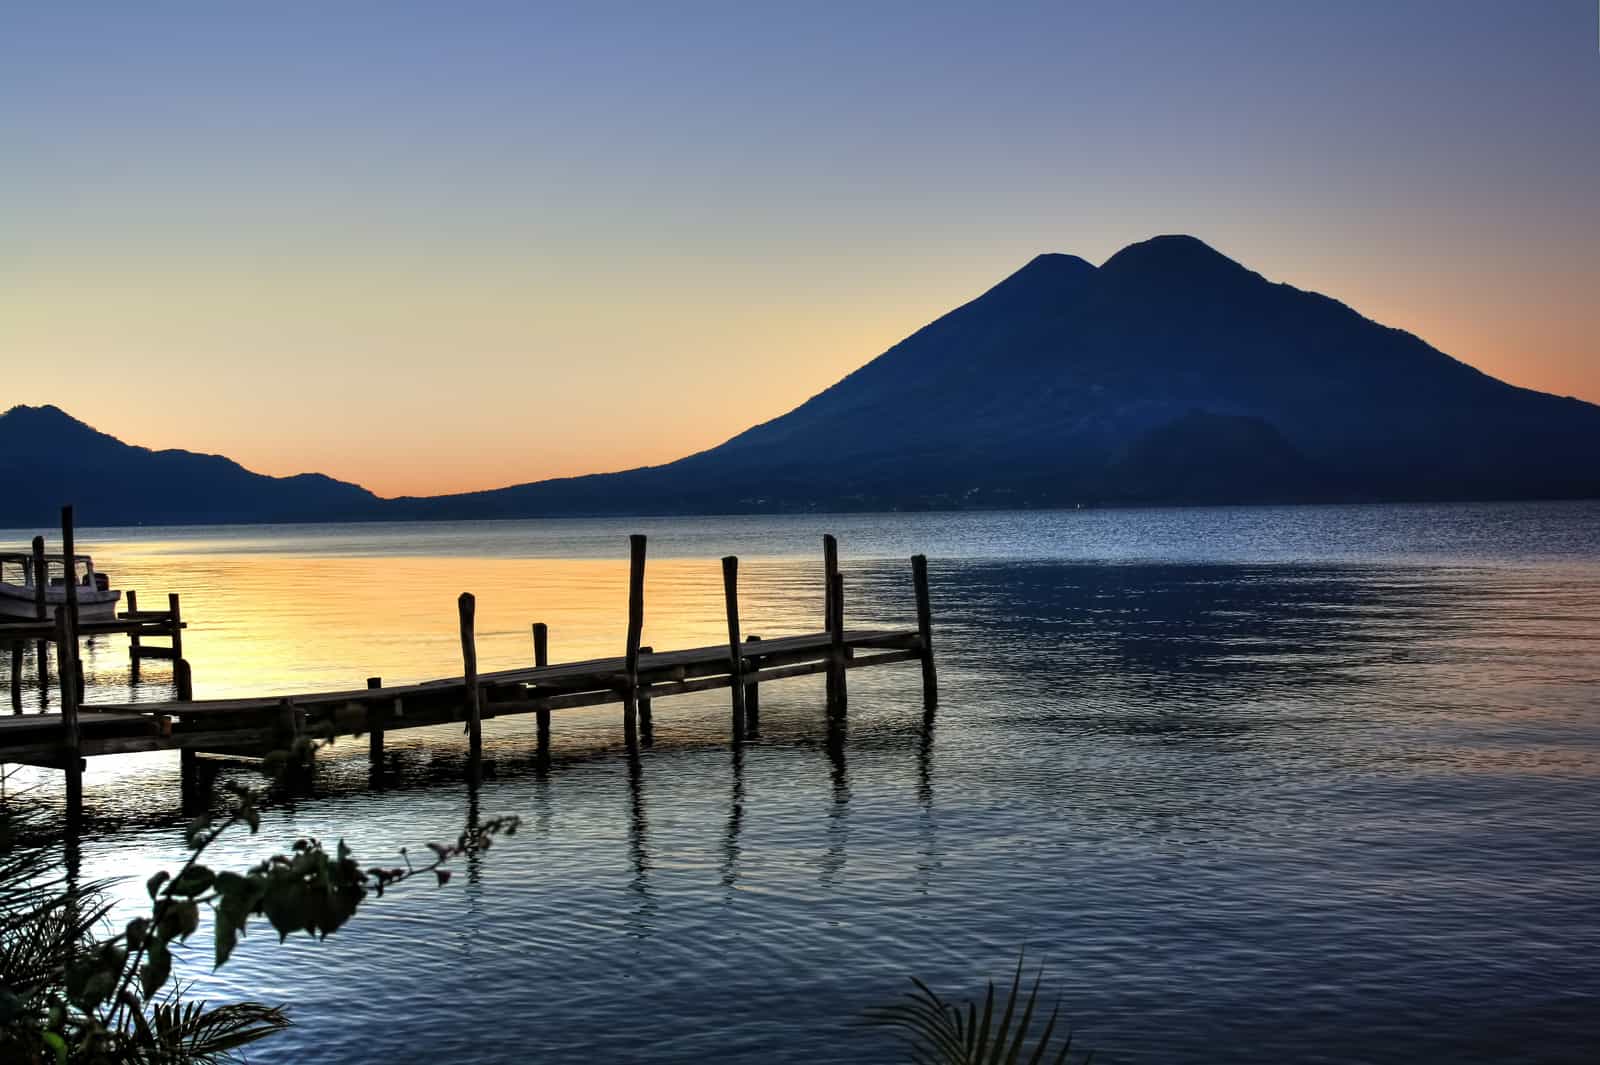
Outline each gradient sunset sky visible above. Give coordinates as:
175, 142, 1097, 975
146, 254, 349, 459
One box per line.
5, 2, 1598, 498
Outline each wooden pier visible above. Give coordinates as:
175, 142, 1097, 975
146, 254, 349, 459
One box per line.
1, 519, 938, 815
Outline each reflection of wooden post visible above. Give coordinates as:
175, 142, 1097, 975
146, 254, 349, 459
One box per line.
366, 677, 384, 767
744, 635, 761, 730
828, 572, 847, 716
532, 622, 550, 750
459, 593, 481, 759
721, 557, 746, 730
911, 554, 937, 712
622, 535, 646, 746
55, 609, 82, 815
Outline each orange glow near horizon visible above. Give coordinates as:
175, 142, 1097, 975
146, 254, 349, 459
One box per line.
6, 243, 1596, 499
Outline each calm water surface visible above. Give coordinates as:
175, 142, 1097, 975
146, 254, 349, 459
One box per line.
4, 503, 1599, 1064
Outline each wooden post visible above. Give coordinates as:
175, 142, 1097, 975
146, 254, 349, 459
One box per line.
175, 658, 196, 792
458, 593, 481, 760
167, 593, 184, 661
532, 622, 550, 750
125, 589, 141, 659
823, 534, 839, 708
744, 634, 761, 730
8, 643, 20, 713
366, 676, 384, 767
54, 608, 82, 810
30, 536, 47, 622
911, 554, 938, 712
721, 556, 746, 730
60, 507, 84, 704
622, 534, 646, 745
828, 571, 847, 716
637, 646, 654, 727
31, 537, 48, 691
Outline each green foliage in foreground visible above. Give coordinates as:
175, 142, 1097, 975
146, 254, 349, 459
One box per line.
1, 778, 519, 1064
865, 955, 1093, 1065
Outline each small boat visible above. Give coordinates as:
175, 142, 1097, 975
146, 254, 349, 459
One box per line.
0, 551, 123, 621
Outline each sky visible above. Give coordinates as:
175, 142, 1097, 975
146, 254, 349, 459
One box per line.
3, 1, 1598, 498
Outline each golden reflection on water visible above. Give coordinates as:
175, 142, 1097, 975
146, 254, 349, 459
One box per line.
80, 542, 850, 701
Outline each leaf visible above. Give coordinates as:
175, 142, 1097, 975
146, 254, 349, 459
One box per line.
41, 1031, 66, 1065
215, 907, 239, 968
168, 864, 215, 897
141, 937, 172, 999
147, 870, 171, 899
435, 869, 451, 886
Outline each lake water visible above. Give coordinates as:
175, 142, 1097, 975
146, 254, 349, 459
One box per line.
4, 503, 1599, 1063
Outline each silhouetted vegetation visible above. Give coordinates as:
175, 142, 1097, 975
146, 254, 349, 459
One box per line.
0, 778, 518, 1063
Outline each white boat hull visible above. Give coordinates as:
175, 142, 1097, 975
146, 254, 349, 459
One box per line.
0, 582, 122, 622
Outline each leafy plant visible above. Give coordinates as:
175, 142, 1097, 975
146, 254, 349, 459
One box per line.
1, 775, 519, 1063
864, 954, 1093, 1065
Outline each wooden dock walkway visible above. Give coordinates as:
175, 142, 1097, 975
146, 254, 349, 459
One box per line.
2, 518, 938, 815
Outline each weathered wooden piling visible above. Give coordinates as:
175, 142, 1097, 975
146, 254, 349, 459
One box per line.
823, 534, 839, 706
31, 537, 47, 687
125, 590, 141, 659
638, 646, 655, 728
532, 622, 550, 749
722, 556, 747, 731
911, 554, 937, 712
167, 593, 184, 662
176, 658, 197, 792
366, 676, 384, 766
622, 534, 646, 745
459, 592, 481, 759
8, 644, 20, 713
744, 635, 761, 729
828, 571, 847, 716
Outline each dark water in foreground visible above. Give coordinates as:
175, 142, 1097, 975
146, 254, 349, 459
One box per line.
4, 503, 1599, 1063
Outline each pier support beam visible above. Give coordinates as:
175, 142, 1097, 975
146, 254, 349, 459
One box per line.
622, 534, 646, 747
532, 623, 550, 752
823, 534, 839, 708
126, 590, 141, 660
366, 676, 384, 769
827, 572, 847, 718
459, 593, 481, 763
638, 647, 654, 731
912, 554, 937, 713
743, 635, 761, 733
721, 556, 746, 735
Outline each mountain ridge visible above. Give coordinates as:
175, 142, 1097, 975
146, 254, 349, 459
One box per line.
4, 234, 1598, 526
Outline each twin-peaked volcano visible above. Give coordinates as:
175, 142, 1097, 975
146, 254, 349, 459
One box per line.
403, 234, 1600, 516
4, 235, 1598, 525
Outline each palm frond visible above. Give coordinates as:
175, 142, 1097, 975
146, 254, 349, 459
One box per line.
863, 954, 1092, 1065
143, 999, 292, 1063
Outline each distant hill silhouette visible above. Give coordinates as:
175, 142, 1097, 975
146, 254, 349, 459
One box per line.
5, 235, 1598, 526
0, 405, 379, 526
